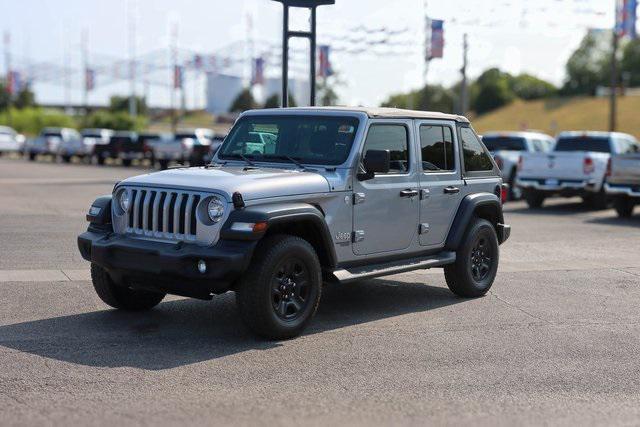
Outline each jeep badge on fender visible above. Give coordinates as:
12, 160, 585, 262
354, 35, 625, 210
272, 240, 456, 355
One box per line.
77, 107, 510, 340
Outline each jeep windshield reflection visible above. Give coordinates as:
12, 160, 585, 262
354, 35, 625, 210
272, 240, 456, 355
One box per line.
218, 115, 359, 166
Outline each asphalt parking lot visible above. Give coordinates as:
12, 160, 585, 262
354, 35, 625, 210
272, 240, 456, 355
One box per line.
1, 157, 640, 426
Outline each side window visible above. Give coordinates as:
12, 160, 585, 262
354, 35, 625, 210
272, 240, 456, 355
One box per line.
419, 125, 455, 172
460, 127, 494, 172
363, 124, 409, 174
531, 139, 544, 152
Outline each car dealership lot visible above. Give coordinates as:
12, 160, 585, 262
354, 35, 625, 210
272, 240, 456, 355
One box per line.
1, 157, 640, 426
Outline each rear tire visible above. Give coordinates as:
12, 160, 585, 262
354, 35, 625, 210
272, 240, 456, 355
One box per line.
122, 158, 132, 167
28, 152, 36, 161
236, 234, 322, 340
444, 218, 499, 298
583, 189, 609, 210
91, 263, 165, 311
614, 196, 635, 218
158, 159, 169, 170
524, 190, 545, 208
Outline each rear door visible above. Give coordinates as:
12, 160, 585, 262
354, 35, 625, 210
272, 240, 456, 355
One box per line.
415, 120, 464, 247
352, 120, 419, 255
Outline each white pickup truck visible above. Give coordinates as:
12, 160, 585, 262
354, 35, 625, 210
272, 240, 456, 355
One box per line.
605, 148, 640, 218
517, 131, 638, 208
482, 131, 555, 200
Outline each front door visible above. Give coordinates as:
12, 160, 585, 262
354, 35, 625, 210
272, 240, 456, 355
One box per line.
415, 120, 464, 247
352, 121, 420, 255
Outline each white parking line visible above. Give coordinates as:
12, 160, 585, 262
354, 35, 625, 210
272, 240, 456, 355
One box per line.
0, 269, 90, 283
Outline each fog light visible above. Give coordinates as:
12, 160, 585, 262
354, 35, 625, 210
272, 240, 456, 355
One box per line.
197, 260, 207, 274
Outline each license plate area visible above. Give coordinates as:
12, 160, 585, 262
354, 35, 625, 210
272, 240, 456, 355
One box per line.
545, 178, 559, 186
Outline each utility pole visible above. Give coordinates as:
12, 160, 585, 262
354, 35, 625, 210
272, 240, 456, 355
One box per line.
81, 29, 89, 112
127, 0, 138, 117
460, 33, 468, 116
170, 22, 178, 133
609, 30, 618, 132
3, 31, 12, 126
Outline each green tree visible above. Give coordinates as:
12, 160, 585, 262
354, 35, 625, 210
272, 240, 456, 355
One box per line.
230, 88, 258, 112
109, 95, 148, 115
381, 84, 454, 113
0, 81, 10, 111
561, 31, 611, 96
471, 68, 516, 115
13, 85, 37, 109
262, 93, 297, 108
80, 110, 146, 131
510, 74, 557, 100
621, 38, 640, 87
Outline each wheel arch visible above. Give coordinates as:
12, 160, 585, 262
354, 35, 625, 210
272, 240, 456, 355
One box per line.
445, 193, 506, 250
220, 202, 337, 269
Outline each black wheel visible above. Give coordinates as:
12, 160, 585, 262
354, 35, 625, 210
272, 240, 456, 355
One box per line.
158, 159, 169, 170
96, 155, 105, 165
444, 218, 499, 298
614, 196, 635, 218
122, 158, 132, 167
236, 234, 322, 340
28, 152, 36, 161
91, 263, 165, 311
61, 155, 71, 163
524, 190, 545, 208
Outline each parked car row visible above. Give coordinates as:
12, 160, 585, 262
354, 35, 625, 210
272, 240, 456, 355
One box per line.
1, 126, 225, 169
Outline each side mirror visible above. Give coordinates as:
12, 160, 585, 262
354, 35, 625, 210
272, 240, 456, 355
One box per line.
358, 149, 390, 180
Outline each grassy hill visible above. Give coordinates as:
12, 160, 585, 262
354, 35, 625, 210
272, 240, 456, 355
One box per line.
472, 96, 640, 138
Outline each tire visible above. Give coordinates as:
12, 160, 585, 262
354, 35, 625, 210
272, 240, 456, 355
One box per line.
91, 263, 165, 311
158, 159, 169, 170
96, 156, 105, 165
28, 152, 36, 161
614, 196, 635, 218
524, 190, 545, 208
444, 218, 499, 298
122, 158, 132, 167
61, 155, 71, 163
236, 234, 322, 340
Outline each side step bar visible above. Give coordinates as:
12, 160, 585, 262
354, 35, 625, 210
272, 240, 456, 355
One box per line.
331, 251, 456, 284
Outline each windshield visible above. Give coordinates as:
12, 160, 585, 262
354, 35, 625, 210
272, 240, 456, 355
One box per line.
555, 136, 611, 153
482, 136, 526, 151
218, 115, 360, 166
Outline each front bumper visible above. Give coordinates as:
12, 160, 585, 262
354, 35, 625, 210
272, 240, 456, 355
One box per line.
605, 183, 640, 198
78, 231, 257, 298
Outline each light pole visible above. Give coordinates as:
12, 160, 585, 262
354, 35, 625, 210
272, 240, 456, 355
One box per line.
271, 0, 335, 107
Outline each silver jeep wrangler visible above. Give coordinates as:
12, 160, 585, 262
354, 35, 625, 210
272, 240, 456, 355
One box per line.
78, 107, 511, 339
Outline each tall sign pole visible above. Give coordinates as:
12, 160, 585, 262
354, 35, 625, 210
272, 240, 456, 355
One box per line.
460, 33, 468, 116
273, 0, 335, 108
609, 31, 618, 132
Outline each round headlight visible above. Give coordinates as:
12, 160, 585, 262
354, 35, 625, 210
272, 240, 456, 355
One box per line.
119, 190, 131, 212
207, 197, 225, 223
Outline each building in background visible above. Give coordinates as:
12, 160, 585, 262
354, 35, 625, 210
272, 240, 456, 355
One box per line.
205, 73, 244, 114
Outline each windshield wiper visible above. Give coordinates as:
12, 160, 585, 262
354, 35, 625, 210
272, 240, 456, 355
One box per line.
263, 155, 306, 170
225, 153, 257, 167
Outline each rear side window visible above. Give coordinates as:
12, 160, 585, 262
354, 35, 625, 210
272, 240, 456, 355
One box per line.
363, 124, 409, 174
419, 125, 455, 172
555, 136, 611, 153
482, 136, 526, 152
460, 127, 494, 172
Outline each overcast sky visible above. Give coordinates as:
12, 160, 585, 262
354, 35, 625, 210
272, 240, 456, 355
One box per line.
0, 0, 617, 108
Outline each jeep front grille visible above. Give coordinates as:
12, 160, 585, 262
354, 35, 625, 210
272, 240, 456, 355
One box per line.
126, 188, 201, 241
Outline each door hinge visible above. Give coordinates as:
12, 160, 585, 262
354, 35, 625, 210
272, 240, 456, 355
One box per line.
353, 192, 366, 204
419, 223, 430, 234
352, 230, 365, 242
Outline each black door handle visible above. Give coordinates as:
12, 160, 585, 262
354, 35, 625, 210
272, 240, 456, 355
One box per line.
400, 189, 419, 198
443, 186, 460, 194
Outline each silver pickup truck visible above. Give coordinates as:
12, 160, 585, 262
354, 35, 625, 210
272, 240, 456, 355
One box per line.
78, 107, 510, 339
517, 131, 638, 209
605, 150, 640, 217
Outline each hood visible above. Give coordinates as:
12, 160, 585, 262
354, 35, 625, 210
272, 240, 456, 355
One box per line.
120, 166, 331, 201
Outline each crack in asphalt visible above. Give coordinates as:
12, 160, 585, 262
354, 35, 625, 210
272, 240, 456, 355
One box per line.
488, 290, 552, 325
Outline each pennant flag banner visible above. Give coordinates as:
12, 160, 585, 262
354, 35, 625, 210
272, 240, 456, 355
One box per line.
616, 0, 638, 39
429, 19, 444, 60
85, 68, 96, 91
318, 45, 333, 78
7, 71, 23, 94
251, 57, 265, 85
173, 65, 184, 89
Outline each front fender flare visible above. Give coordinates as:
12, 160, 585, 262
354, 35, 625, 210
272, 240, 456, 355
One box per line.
445, 193, 506, 250
220, 202, 337, 267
